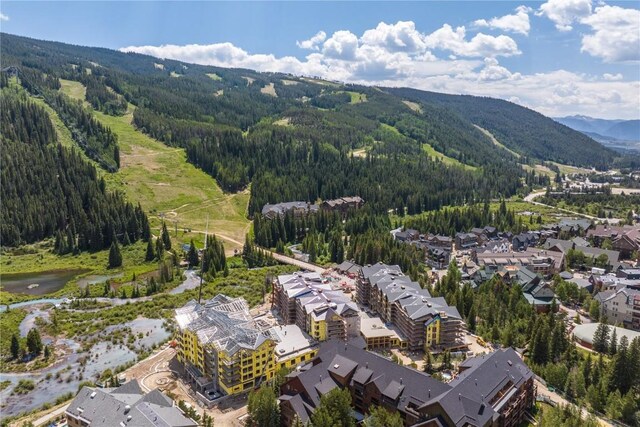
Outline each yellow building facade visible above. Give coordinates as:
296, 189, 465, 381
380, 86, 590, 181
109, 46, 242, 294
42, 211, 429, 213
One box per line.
175, 296, 317, 396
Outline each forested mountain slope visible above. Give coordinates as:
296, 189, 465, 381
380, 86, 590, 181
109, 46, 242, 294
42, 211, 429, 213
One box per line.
388, 87, 617, 169
0, 32, 623, 244
0, 84, 149, 250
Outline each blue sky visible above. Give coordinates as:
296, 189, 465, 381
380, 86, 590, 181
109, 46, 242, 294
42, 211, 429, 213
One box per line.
2, 1, 639, 119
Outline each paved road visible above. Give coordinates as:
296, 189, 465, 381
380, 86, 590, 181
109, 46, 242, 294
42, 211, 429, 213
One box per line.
523, 190, 620, 223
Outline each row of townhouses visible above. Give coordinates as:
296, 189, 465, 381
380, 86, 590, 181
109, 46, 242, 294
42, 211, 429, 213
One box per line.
261, 196, 364, 219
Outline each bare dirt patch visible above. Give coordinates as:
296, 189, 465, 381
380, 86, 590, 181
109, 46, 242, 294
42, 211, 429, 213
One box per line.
281, 79, 299, 85
260, 82, 277, 97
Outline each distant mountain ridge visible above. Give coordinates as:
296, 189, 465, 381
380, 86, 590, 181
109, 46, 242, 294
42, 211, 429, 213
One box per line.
555, 115, 640, 142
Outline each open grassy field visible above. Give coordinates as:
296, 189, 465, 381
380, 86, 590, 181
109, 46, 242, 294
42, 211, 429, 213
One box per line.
59, 79, 250, 253
550, 162, 594, 175
490, 198, 572, 227
422, 143, 477, 171
345, 91, 367, 104
205, 72, 222, 81
522, 163, 556, 179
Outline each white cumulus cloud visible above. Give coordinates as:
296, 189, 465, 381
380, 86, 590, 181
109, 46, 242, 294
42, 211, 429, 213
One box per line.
474, 6, 532, 35
0, 12, 9, 21
537, 0, 592, 31
580, 5, 640, 62
296, 31, 326, 51
602, 73, 623, 81
322, 30, 359, 60
424, 24, 521, 57
360, 21, 427, 52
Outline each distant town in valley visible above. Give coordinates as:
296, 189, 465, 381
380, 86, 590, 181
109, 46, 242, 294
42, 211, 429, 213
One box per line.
1, 2, 640, 426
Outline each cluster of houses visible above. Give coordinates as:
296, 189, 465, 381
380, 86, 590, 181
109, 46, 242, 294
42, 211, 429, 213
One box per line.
261, 196, 364, 219
391, 218, 640, 315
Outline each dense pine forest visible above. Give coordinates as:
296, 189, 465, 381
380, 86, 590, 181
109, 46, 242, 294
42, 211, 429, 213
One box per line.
0, 86, 149, 250
0, 32, 632, 251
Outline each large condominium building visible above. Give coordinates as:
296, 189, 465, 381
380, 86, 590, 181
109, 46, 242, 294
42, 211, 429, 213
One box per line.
175, 295, 317, 397
358, 263, 466, 351
274, 272, 360, 342
278, 341, 535, 427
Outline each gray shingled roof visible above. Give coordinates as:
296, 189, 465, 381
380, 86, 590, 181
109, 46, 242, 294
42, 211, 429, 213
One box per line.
420, 348, 532, 426
66, 380, 197, 427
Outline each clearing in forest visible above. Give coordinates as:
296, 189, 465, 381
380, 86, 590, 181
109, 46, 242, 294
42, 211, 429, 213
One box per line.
402, 100, 422, 113
59, 79, 250, 253
260, 82, 277, 97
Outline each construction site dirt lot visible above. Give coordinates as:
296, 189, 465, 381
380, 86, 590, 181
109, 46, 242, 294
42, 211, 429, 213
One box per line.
123, 346, 250, 426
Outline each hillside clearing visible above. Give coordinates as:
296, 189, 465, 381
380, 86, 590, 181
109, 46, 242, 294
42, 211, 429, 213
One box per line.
206, 72, 222, 81
402, 100, 422, 113
349, 147, 369, 158
522, 164, 556, 179
474, 125, 521, 158
260, 82, 277, 97
345, 91, 367, 104
59, 79, 250, 253
281, 79, 299, 85
550, 162, 594, 175
273, 117, 292, 127
422, 144, 477, 171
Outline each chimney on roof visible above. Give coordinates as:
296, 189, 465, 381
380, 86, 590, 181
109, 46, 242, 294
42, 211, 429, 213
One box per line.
400, 378, 403, 385
458, 393, 461, 400
428, 389, 431, 398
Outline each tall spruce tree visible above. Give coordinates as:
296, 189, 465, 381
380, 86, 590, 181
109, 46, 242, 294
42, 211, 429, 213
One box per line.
592, 322, 610, 354
187, 239, 199, 267
108, 240, 122, 268
161, 222, 172, 250
145, 238, 155, 261
26, 328, 43, 355
10, 333, 20, 359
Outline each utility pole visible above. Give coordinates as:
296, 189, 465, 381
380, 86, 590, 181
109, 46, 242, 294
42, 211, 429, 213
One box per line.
198, 215, 209, 304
